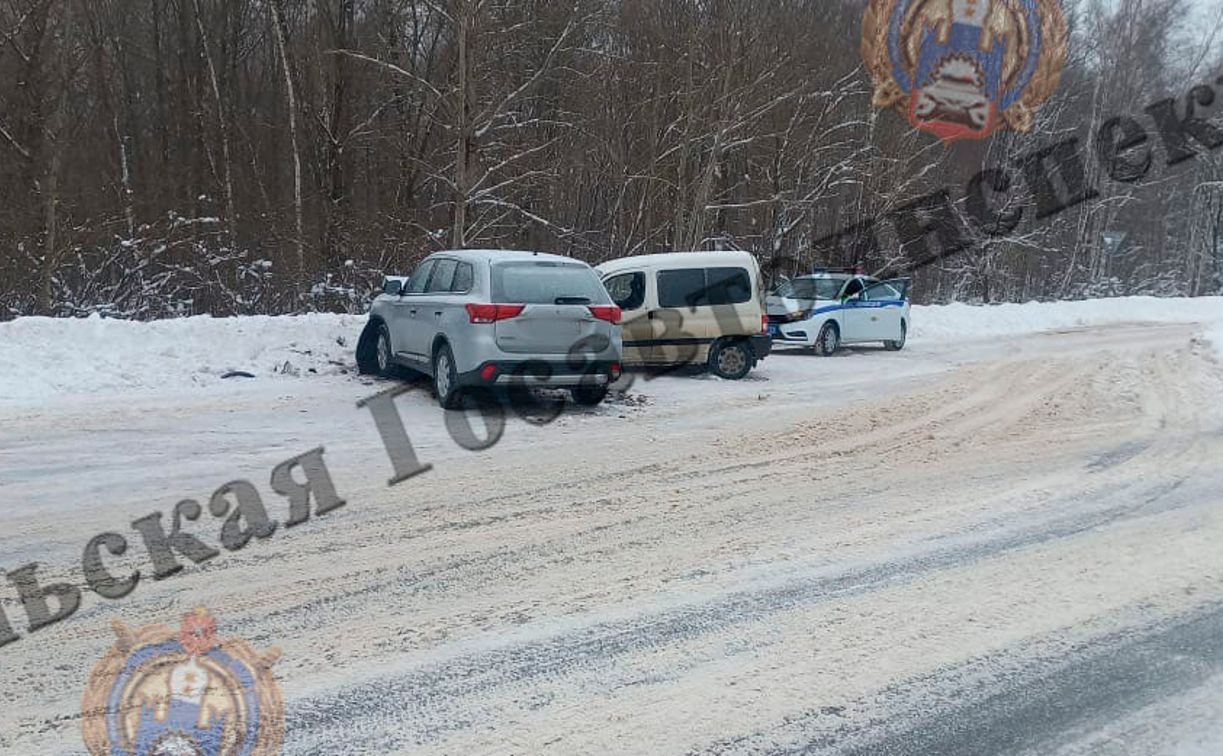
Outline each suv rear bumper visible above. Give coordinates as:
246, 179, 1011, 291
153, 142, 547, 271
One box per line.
457, 360, 622, 388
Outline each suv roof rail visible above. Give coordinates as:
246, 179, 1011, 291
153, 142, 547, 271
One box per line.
811, 265, 865, 275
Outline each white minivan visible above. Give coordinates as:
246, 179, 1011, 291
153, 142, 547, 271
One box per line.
595, 251, 772, 380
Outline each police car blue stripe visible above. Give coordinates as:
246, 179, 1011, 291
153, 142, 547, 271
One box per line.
796, 300, 907, 319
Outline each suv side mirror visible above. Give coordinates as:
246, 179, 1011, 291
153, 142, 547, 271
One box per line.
383, 279, 403, 296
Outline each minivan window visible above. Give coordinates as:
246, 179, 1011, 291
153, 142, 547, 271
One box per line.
491, 261, 609, 304
705, 267, 751, 305
658, 269, 706, 308
427, 259, 458, 293
604, 272, 646, 311
658, 267, 752, 308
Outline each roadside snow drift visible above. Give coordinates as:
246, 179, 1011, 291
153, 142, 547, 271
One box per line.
1, 297, 1221, 405
0, 313, 367, 404
912, 297, 1223, 342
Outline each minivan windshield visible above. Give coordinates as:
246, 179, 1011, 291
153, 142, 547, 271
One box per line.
491, 261, 610, 305
769, 277, 844, 301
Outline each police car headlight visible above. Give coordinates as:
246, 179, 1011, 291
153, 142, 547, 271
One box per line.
786, 309, 812, 322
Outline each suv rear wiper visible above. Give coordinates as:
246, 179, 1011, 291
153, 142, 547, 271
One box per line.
554, 296, 592, 305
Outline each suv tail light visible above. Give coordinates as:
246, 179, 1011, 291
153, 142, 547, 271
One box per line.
588, 305, 622, 325
466, 303, 525, 324
761, 313, 769, 333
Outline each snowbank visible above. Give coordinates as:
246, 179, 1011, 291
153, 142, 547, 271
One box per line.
0, 313, 367, 405
1203, 320, 1223, 359
1, 297, 1221, 406
911, 296, 1223, 342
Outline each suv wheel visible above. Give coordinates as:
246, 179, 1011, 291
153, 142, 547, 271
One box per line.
815, 322, 840, 356
708, 339, 752, 380
356, 321, 383, 375
376, 324, 396, 376
433, 343, 463, 409
572, 384, 609, 406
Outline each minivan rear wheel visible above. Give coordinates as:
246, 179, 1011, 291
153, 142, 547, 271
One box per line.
708, 339, 752, 380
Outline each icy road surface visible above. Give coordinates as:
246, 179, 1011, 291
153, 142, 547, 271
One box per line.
2, 314, 1223, 754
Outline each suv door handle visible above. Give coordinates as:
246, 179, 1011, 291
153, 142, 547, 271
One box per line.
434, 311, 443, 317
409, 309, 418, 316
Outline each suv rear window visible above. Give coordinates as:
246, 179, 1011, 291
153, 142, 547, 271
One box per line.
491, 261, 609, 305
658, 267, 752, 308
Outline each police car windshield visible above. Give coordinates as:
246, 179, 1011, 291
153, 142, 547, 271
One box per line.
771, 278, 844, 301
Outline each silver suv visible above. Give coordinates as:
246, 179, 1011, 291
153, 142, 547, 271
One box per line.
357, 250, 623, 408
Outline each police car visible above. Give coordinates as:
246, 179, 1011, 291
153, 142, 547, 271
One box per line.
766, 270, 911, 355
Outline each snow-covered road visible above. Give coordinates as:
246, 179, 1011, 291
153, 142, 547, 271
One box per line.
2, 299, 1223, 754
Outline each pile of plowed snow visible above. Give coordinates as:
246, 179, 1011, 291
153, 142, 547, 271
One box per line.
0, 313, 368, 404
1, 297, 1221, 405
912, 296, 1223, 342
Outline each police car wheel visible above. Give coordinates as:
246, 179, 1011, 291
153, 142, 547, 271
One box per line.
815, 323, 840, 356
885, 321, 907, 351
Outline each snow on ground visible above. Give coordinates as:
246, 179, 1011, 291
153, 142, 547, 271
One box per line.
911, 295, 1223, 344
3, 302, 1223, 753
1, 297, 1221, 406
0, 312, 366, 404
1203, 318, 1223, 359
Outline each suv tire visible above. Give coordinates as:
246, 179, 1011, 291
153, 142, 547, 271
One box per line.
433, 343, 463, 409
708, 339, 752, 380
356, 321, 382, 375
572, 384, 610, 406
375, 323, 397, 377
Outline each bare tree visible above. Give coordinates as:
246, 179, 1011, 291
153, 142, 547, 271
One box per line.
270, 0, 305, 281
0, 0, 1217, 318
191, 0, 238, 242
